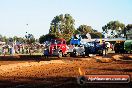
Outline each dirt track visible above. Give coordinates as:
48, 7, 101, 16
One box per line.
0, 54, 132, 88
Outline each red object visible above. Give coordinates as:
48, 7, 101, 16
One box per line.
49, 39, 67, 55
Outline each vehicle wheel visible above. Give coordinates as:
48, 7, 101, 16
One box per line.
115, 50, 118, 53
125, 51, 128, 54
63, 54, 67, 57
58, 52, 63, 58
73, 51, 77, 57
99, 50, 103, 56
66, 53, 71, 57
70, 52, 75, 57
82, 54, 85, 57
77, 76, 87, 85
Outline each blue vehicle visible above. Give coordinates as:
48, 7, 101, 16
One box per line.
70, 34, 103, 56
70, 34, 81, 45
84, 41, 103, 56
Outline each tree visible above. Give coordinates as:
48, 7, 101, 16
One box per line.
13, 36, 25, 43
90, 32, 104, 38
2, 36, 8, 43
39, 34, 56, 44
102, 21, 125, 38
25, 33, 35, 44
0, 35, 8, 43
75, 24, 104, 38
76, 25, 94, 34
13, 36, 18, 42
126, 24, 132, 30
0, 34, 3, 41
49, 14, 75, 42
124, 24, 132, 39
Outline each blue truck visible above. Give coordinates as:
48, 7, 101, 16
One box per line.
70, 34, 103, 56
70, 34, 81, 45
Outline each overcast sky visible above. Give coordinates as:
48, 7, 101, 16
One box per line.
0, 0, 132, 38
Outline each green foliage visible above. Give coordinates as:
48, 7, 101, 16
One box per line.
77, 25, 94, 34
39, 34, 57, 44
0, 34, 2, 41
25, 34, 35, 44
90, 32, 104, 38
0, 35, 27, 44
124, 24, 132, 39
1, 36, 8, 43
13, 36, 25, 43
102, 21, 125, 38
49, 14, 75, 42
126, 24, 132, 30
26, 38, 35, 44
75, 24, 103, 38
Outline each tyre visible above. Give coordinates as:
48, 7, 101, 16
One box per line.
70, 52, 75, 57
58, 52, 63, 58
73, 51, 77, 57
82, 54, 85, 57
66, 52, 71, 57
115, 50, 118, 53
99, 50, 103, 56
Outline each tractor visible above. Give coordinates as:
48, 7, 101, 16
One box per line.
114, 41, 125, 53
70, 33, 103, 56
124, 40, 132, 53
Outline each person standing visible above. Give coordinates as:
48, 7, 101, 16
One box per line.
43, 46, 49, 58
3, 47, 6, 56
102, 40, 107, 56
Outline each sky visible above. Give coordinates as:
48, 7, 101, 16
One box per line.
0, 0, 132, 39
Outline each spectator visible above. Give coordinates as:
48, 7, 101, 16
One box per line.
3, 47, 6, 56
102, 40, 107, 56
43, 46, 49, 58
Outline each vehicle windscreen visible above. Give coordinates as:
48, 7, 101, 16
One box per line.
85, 42, 101, 47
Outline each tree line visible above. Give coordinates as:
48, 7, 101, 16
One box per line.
39, 14, 104, 44
39, 14, 132, 44
0, 34, 36, 44
0, 13, 132, 44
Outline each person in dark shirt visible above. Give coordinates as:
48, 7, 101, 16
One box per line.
43, 46, 49, 58
102, 40, 107, 56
